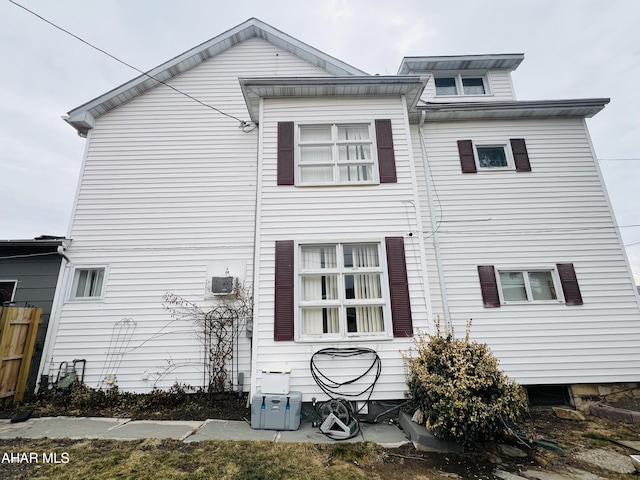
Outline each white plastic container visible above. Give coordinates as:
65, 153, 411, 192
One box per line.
261, 367, 291, 394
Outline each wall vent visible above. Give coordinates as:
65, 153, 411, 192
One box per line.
211, 276, 236, 296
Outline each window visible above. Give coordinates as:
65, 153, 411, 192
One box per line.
476, 145, 509, 169
278, 120, 397, 186
498, 270, 558, 302
298, 124, 375, 185
70, 268, 105, 300
478, 264, 583, 307
0, 281, 17, 305
462, 77, 486, 95
274, 237, 413, 341
457, 139, 531, 173
435, 75, 487, 96
299, 243, 386, 337
435, 77, 458, 96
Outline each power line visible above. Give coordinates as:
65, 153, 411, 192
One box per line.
423, 223, 640, 237
9, 0, 254, 130
598, 158, 640, 162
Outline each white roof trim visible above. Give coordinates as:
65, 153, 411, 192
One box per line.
239, 76, 428, 123
419, 98, 610, 120
65, 18, 367, 135
398, 54, 524, 75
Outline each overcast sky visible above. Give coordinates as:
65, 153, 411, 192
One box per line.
1, 0, 638, 283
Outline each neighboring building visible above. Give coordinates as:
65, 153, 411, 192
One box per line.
39, 19, 640, 405
0, 236, 68, 393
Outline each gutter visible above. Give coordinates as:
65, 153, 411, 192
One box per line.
418, 110, 452, 333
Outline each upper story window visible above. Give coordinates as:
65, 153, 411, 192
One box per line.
476, 145, 510, 169
277, 120, 398, 186
457, 139, 532, 173
435, 75, 487, 96
298, 123, 376, 185
70, 267, 106, 300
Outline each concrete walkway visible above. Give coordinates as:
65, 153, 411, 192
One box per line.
1, 416, 637, 479
0, 416, 409, 447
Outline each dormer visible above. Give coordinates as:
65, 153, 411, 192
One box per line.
398, 54, 524, 103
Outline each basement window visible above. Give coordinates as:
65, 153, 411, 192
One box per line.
525, 385, 572, 407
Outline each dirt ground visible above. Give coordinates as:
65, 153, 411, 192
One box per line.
1, 387, 639, 479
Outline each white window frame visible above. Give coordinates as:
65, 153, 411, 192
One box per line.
68, 266, 107, 301
496, 267, 564, 305
474, 142, 514, 171
294, 240, 392, 341
434, 73, 490, 97
296, 122, 379, 186
0, 280, 18, 304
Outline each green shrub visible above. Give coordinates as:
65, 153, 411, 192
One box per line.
404, 321, 527, 447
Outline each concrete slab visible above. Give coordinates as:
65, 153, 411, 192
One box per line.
574, 448, 636, 474
276, 421, 362, 444
397, 411, 464, 453
493, 470, 529, 480
616, 439, 640, 451
359, 422, 409, 448
185, 419, 276, 442
0, 417, 130, 439
102, 420, 204, 441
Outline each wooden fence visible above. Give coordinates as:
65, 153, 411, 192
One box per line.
0, 306, 42, 404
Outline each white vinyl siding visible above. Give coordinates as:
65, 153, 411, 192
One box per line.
49, 37, 334, 393
415, 117, 640, 385
253, 96, 429, 401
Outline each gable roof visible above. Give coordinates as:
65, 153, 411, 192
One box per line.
65, 18, 367, 136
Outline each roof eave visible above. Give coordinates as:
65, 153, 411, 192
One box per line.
65, 18, 368, 134
418, 98, 610, 121
239, 76, 429, 123
398, 53, 525, 75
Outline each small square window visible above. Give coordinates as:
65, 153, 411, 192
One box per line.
476, 146, 508, 168
462, 77, 485, 95
435, 77, 457, 96
70, 268, 105, 299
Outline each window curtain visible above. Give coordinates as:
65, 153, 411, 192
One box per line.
349, 245, 383, 333
339, 126, 371, 182
301, 246, 339, 334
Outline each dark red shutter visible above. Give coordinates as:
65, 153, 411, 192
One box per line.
277, 122, 295, 185
557, 263, 583, 305
457, 140, 477, 173
478, 265, 500, 307
274, 240, 295, 340
385, 237, 413, 337
376, 119, 397, 183
511, 138, 531, 172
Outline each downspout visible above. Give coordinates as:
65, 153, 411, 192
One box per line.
36, 241, 72, 391
418, 110, 452, 333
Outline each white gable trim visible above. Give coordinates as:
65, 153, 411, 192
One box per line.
65, 18, 367, 135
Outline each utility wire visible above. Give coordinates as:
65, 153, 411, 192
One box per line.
9, 0, 254, 130
423, 223, 640, 237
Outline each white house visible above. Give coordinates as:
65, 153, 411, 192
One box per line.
39, 18, 640, 407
